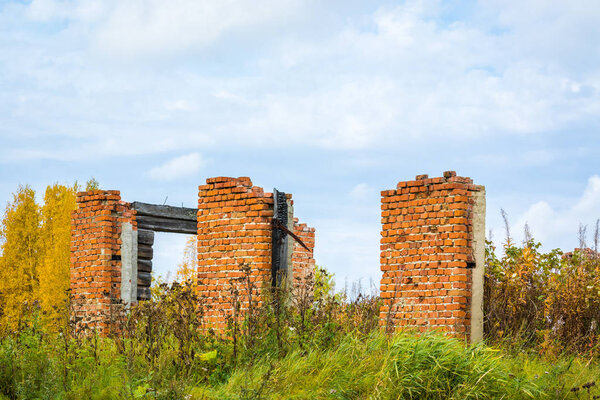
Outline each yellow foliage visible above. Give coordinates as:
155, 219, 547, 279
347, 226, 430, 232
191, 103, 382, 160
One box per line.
0, 183, 77, 333
176, 235, 198, 284
486, 237, 600, 355
0, 185, 42, 333
37, 183, 77, 329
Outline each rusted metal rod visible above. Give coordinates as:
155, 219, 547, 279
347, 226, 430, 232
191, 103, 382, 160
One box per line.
272, 218, 311, 252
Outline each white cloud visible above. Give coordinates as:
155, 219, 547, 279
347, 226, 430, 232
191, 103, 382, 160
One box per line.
23, 0, 303, 57
349, 183, 375, 201
152, 232, 193, 283
148, 153, 204, 181
313, 217, 381, 287
232, 79, 397, 149
498, 175, 600, 250
3, 0, 600, 159
26, 0, 106, 22
92, 0, 302, 57
214, 0, 600, 149
164, 100, 194, 112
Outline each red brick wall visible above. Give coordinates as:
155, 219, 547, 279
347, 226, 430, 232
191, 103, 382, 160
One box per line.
69, 179, 316, 333
380, 172, 484, 339
70, 190, 135, 333
197, 177, 276, 330
197, 177, 316, 330
70, 175, 486, 340
291, 218, 316, 288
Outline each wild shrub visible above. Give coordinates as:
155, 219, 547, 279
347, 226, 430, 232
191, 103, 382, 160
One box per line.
543, 249, 600, 355
484, 238, 559, 345
485, 236, 600, 356
221, 263, 380, 363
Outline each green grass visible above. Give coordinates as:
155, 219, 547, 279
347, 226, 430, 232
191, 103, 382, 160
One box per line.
205, 332, 543, 400
2, 329, 599, 400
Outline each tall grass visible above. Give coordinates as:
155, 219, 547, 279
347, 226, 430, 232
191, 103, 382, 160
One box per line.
212, 332, 543, 400
1, 269, 600, 399
2, 324, 598, 399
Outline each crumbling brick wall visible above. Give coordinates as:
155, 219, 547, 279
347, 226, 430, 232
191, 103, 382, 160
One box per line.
70, 190, 136, 333
380, 172, 485, 341
197, 177, 317, 330
70, 174, 487, 340
291, 218, 316, 288
197, 177, 277, 330
70, 178, 316, 334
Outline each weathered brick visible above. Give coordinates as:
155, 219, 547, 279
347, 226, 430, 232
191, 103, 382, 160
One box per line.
380, 172, 484, 341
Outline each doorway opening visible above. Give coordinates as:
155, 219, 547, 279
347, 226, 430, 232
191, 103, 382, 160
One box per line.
131, 201, 197, 300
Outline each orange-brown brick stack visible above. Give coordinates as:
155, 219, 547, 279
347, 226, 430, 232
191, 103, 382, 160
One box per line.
70, 190, 136, 333
69, 178, 316, 334
380, 171, 484, 340
197, 177, 276, 330
197, 177, 316, 331
291, 218, 316, 288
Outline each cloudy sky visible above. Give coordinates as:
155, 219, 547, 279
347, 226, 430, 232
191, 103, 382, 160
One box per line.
1, 0, 599, 287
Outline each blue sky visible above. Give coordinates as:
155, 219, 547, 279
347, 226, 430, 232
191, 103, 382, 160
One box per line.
1, 0, 599, 286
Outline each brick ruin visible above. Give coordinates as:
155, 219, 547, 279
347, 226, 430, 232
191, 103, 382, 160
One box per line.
197, 177, 316, 330
69, 191, 137, 332
380, 172, 485, 341
70, 172, 484, 341
291, 220, 316, 286
69, 177, 316, 333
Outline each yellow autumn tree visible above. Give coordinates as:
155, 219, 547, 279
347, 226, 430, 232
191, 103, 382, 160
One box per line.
176, 235, 198, 284
37, 183, 77, 329
0, 185, 42, 332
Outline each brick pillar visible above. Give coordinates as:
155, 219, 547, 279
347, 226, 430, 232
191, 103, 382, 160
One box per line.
197, 177, 275, 330
380, 172, 485, 341
291, 218, 316, 288
70, 190, 136, 333
197, 177, 316, 331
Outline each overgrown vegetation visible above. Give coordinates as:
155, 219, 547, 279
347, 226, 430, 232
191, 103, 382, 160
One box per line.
1, 181, 600, 398
485, 216, 600, 357
0, 266, 599, 399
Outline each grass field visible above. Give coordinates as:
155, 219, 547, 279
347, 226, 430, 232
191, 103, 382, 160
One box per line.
1, 326, 599, 400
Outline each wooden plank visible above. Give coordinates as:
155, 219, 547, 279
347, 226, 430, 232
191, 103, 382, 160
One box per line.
138, 229, 155, 246
272, 188, 289, 287
138, 259, 152, 273
136, 215, 197, 234
132, 202, 197, 221
138, 244, 153, 260
137, 272, 152, 286
137, 287, 151, 301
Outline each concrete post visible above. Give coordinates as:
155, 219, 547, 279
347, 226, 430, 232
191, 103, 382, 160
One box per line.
470, 189, 486, 343
120, 222, 138, 308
